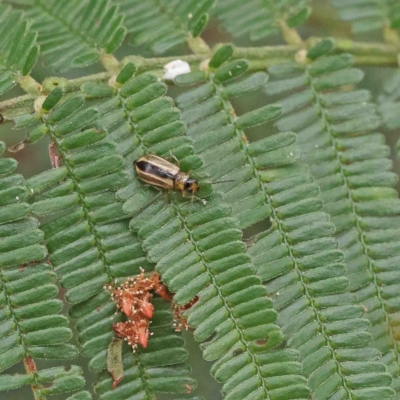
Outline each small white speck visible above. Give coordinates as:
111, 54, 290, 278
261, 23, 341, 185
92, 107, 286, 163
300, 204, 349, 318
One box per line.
16, 196, 19, 200
289, 151, 293, 156
30, 188, 34, 193
163, 60, 191, 80
315, 144, 319, 148
188, 13, 193, 19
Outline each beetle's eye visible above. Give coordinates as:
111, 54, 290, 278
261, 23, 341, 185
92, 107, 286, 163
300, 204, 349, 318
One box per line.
184, 181, 192, 190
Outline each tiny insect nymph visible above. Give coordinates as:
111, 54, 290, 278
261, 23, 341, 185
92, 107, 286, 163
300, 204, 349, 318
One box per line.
134, 154, 200, 197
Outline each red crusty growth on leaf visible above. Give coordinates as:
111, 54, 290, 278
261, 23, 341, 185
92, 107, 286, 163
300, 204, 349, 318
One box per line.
106, 268, 171, 351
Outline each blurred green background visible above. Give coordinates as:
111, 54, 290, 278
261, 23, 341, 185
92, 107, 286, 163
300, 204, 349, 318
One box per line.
1, 0, 399, 398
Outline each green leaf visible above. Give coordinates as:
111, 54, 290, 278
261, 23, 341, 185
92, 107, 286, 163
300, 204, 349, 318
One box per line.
61, 128, 106, 150
214, 59, 248, 82
54, 108, 99, 136
0, 347, 25, 373
81, 82, 114, 98
287, 6, 312, 28
25, 328, 73, 346
378, 70, 400, 130
307, 37, 335, 60
209, 44, 234, 69
22, 42, 40, 76
214, 0, 311, 41
66, 391, 93, 400
0, 373, 33, 390
331, 0, 400, 34
10, 0, 126, 71
236, 104, 282, 128
27, 167, 68, 194
118, 0, 215, 54
116, 62, 137, 85
31, 194, 79, 217
105, 26, 127, 54
0, 5, 40, 95
41, 87, 64, 111
47, 96, 86, 124
41, 374, 85, 395
222, 72, 268, 98
191, 13, 209, 37
174, 71, 208, 86
0, 159, 17, 176
25, 124, 49, 144
29, 344, 79, 359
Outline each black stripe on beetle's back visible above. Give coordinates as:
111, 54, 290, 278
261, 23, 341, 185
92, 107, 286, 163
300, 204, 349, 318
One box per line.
135, 160, 176, 180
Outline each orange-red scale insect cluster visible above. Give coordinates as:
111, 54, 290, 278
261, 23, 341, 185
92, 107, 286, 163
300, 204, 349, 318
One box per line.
106, 268, 199, 352
105, 268, 171, 352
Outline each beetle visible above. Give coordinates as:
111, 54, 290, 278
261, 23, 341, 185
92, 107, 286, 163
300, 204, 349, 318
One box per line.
134, 154, 200, 197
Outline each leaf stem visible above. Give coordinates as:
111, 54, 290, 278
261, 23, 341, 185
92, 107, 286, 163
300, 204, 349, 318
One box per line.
99, 52, 121, 73
383, 24, 400, 45
17, 75, 42, 95
123, 54, 205, 72
2, 38, 400, 114
187, 35, 210, 55
278, 20, 303, 45
23, 357, 46, 400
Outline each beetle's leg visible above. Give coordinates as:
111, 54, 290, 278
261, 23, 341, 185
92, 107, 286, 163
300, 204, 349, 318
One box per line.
142, 182, 157, 190
193, 194, 206, 205
168, 150, 180, 166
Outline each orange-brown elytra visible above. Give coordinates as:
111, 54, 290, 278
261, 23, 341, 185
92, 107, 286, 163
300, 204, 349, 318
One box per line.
134, 154, 200, 197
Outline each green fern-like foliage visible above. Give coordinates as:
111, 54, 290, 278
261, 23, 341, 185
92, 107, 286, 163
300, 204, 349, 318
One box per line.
14, 89, 196, 399
3, 0, 126, 70
331, 0, 400, 34
83, 68, 311, 400
0, 5, 39, 95
377, 69, 400, 130
173, 47, 395, 399
267, 42, 400, 395
214, 0, 311, 41
0, 141, 90, 398
2, 0, 400, 399
116, 0, 215, 54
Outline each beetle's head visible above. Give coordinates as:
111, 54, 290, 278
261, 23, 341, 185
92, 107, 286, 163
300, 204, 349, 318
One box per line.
184, 178, 199, 194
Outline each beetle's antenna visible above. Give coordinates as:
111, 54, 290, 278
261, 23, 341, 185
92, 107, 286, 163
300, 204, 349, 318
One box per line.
210, 179, 235, 184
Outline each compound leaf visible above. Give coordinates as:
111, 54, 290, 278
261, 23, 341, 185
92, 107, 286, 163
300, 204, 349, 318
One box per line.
4, 0, 126, 71
214, 0, 311, 41
267, 49, 400, 395
116, 0, 215, 54
0, 5, 39, 95
174, 51, 395, 399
